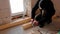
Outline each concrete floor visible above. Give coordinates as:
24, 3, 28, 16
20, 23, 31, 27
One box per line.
25, 24, 58, 34
0, 25, 24, 34
0, 23, 59, 34
0, 18, 60, 34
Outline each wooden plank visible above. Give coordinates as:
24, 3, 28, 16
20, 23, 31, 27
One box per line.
0, 17, 31, 30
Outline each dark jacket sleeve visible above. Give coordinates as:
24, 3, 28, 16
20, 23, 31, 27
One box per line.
31, 0, 40, 19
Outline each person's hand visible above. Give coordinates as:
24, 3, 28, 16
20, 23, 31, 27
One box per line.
33, 20, 38, 26
31, 19, 34, 22
31, 19, 38, 26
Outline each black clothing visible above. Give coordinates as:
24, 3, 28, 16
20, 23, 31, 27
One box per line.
31, 0, 55, 28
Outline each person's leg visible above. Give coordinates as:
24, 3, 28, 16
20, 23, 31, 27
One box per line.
47, 18, 52, 24
38, 17, 46, 28
38, 21, 46, 28
45, 11, 55, 24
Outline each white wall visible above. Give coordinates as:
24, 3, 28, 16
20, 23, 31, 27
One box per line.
0, 0, 11, 25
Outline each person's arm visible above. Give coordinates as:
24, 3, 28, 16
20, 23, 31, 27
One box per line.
31, 0, 40, 19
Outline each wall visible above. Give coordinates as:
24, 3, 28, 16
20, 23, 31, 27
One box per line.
31, 0, 38, 8
24, 0, 38, 17
24, 0, 40, 17
0, 0, 11, 25
52, 0, 60, 16
24, 0, 31, 17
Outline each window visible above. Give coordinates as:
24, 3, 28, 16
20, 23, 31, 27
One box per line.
9, 0, 24, 14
